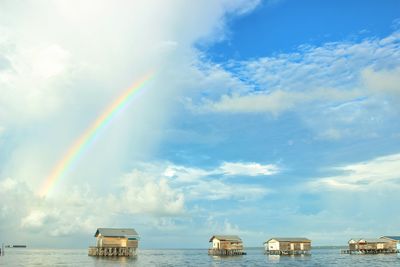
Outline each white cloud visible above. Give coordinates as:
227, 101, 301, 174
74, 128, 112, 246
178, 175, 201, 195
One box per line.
198, 30, 400, 115
362, 67, 400, 96
164, 161, 279, 181
0, 172, 184, 241
189, 31, 400, 140
0, 1, 273, 246
161, 161, 276, 201
163, 165, 210, 183
186, 179, 268, 201
31, 45, 70, 79
21, 210, 48, 229
219, 161, 279, 176
115, 170, 185, 215
310, 153, 400, 191
0, 0, 261, 191
0, 158, 273, 241
163, 161, 274, 200
203, 88, 360, 115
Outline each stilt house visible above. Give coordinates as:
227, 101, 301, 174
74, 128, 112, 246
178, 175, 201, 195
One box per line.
345, 238, 397, 254
380, 236, 400, 250
88, 228, 140, 257
264, 237, 311, 255
208, 235, 246, 256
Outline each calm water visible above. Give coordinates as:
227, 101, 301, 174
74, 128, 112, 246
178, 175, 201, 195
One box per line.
1, 247, 400, 266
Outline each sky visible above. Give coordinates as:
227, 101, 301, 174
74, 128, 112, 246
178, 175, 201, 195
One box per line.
0, 0, 399, 248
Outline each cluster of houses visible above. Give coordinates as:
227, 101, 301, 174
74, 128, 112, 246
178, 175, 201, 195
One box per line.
343, 236, 400, 254
87, 228, 400, 257
208, 236, 312, 256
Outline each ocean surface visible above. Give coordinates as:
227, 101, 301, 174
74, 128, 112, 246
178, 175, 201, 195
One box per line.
1, 247, 400, 266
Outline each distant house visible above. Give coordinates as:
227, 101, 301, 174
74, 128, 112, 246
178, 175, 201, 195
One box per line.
264, 238, 311, 255
208, 235, 246, 256
346, 238, 397, 254
380, 236, 400, 250
88, 228, 140, 257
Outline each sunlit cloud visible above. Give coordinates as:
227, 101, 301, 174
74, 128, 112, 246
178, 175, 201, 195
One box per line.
309, 153, 400, 191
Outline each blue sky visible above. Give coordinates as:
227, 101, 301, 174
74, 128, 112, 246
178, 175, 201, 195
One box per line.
0, 0, 399, 249
208, 0, 400, 60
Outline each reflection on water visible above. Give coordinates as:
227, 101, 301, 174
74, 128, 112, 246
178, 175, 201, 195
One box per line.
92, 255, 137, 266
268, 254, 281, 262
0, 247, 399, 266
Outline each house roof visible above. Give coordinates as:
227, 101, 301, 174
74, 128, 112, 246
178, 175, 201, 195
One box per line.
209, 235, 242, 242
381, 236, 400, 241
94, 228, 139, 238
349, 238, 391, 243
265, 237, 311, 243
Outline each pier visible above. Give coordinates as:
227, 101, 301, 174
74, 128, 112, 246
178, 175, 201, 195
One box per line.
341, 249, 399, 254
208, 248, 246, 256
88, 246, 136, 257
266, 250, 311, 255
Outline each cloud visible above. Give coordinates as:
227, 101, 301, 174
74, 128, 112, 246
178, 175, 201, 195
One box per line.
186, 179, 268, 201
21, 210, 48, 229
114, 170, 185, 215
0, 0, 261, 192
165, 161, 279, 181
163, 161, 275, 200
0, 158, 273, 242
0, 1, 274, 247
203, 88, 360, 115
309, 153, 400, 191
198, 31, 400, 115
219, 161, 279, 176
362, 67, 400, 96
187, 31, 400, 140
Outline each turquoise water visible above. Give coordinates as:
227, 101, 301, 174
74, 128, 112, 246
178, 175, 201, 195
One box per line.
1, 247, 400, 266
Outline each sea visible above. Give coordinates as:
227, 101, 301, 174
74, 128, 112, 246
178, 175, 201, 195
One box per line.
1, 247, 400, 266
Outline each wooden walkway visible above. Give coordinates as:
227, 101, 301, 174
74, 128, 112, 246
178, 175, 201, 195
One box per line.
341, 249, 399, 254
266, 250, 311, 255
208, 249, 246, 256
88, 247, 137, 257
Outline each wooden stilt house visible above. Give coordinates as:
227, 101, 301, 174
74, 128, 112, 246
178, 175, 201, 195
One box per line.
88, 228, 140, 257
208, 235, 246, 256
342, 238, 397, 254
380, 236, 400, 251
264, 237, 311, 255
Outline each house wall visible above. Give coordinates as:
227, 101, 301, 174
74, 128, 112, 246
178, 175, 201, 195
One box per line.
213, 239, 220, 249
349, 243, 357, 250
267, 240, 280, 251
277, 241, 311, 251
98, 237, 129, 248
219, 241, 243, 250
356, 242, 395, 250
127, 240, 138, 248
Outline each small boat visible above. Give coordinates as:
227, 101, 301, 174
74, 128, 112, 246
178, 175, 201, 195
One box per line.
5, 245, 27, 248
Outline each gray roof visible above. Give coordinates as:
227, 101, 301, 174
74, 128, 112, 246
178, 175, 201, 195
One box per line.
209, 235, 242, 242
381, 236, 400, 241
349, 238, 391, 243
94, 228, 138, 237
266, 237, 311, 243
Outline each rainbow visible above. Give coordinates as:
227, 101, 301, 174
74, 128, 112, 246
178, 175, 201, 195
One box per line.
38, 73, 154, 197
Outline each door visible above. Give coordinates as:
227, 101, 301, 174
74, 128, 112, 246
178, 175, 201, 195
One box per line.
290, 243, 294, 250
